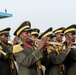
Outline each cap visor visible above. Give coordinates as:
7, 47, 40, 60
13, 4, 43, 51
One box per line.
23, 29, 33, 32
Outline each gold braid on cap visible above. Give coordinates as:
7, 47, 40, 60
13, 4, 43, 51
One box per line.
17, 26, 29, 36
64, 28, 75, 34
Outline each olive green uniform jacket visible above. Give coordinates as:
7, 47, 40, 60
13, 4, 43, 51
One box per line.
61, 42, 76, 75
0, 42, 12, 75
63, 48, 76, 75
13, 44, 43, 75
42, 48, 70, 75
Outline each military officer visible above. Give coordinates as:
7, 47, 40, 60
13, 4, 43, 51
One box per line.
0, 27, 12, 49
38, 27, 70, 75
13, 21, 47, 75
53, 27, 65, 43
31, 28, 46, 75
62, 24, 76, 75
38, 27, 60, 75
30, 28, 40, 47
0, 27, 14, 75
31, 28, 40, 39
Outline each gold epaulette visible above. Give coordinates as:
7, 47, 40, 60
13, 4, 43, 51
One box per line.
13, 44, 23, 53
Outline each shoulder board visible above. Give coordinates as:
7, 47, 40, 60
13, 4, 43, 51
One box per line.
13, 44, 24, 53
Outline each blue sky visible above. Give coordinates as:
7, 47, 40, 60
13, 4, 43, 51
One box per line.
0, 0, 76, 39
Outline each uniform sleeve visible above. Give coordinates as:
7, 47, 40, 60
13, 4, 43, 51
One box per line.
69, 48, 76, 60
48, 49, 70, 64
0, 53, 4, 58
13, 44, 43, 67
